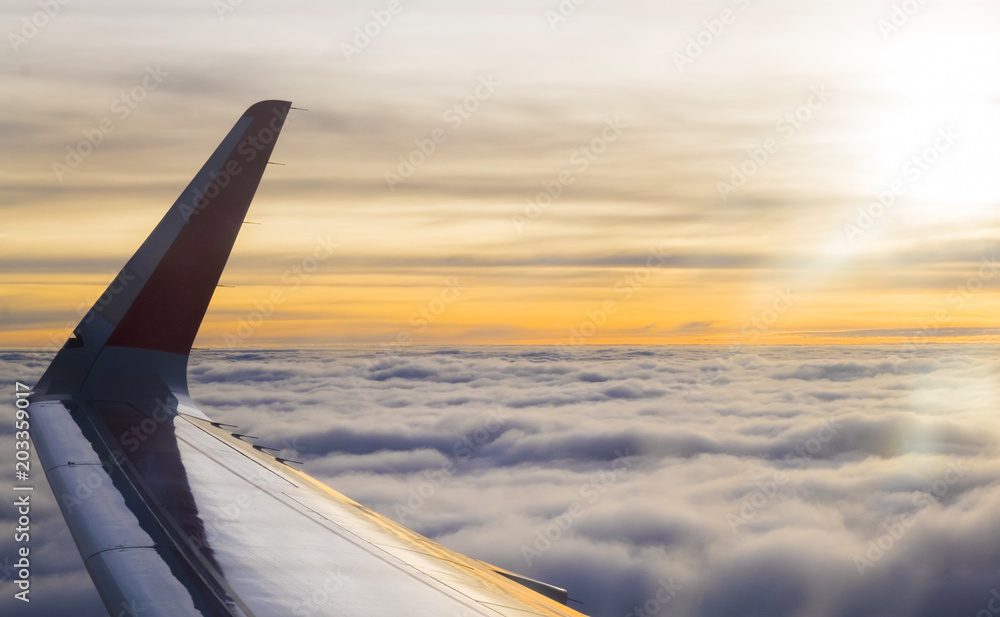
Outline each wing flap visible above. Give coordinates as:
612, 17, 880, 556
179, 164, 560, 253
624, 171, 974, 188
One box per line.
186, 419, 587, 617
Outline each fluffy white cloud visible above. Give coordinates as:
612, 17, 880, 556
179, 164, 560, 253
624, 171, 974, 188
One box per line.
3, 345, 1000, 617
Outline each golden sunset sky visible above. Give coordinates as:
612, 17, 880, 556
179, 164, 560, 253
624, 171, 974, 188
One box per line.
3, 0, 1000, 349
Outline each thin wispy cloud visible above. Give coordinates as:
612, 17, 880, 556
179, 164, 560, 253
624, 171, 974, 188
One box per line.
4, 1, 1000, 347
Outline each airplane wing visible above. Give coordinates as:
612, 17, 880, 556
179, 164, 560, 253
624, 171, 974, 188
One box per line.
30, 100, 589, 617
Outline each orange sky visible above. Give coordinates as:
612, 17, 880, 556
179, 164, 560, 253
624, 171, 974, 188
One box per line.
3, 0, 1000, 349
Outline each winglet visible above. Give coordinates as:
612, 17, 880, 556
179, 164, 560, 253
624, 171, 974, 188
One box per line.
37, 101, 292, 399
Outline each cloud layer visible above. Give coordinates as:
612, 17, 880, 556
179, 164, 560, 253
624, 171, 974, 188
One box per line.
4, 345, 1000, 616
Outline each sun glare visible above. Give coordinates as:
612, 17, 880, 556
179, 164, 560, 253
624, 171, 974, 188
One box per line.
877, 35, 1000, 220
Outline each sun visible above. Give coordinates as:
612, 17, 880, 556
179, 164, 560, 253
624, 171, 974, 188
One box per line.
874, 33, 1000, 221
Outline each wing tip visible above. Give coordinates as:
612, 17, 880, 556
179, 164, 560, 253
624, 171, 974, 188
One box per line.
37, 100, 293, 397
243, 99, 293, 118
